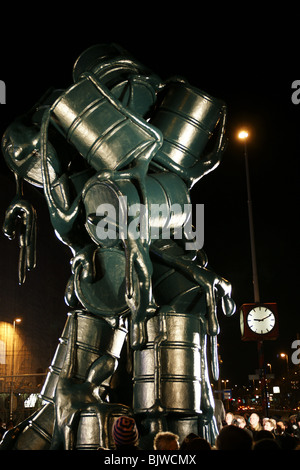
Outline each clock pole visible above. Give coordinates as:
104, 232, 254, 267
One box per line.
238, 130, 269, 417
240, 132, 260, 304
257, 340, 268, 416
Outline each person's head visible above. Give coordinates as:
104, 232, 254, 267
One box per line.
113, 416, 139, 448
180, 432, 199, 450
249, 413, 260, 429
180, 436, 211, 451
153, 431, 179, 450
225, 412, 234, 425
232, 415, 246, 429
263, 419, 275, 432
216, 425, 253, 450
253, 438, 280, 451
276, 420, 285, 434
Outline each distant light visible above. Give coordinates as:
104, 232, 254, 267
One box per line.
280, 353, 286, 358
238, 130, 249, 140
24, 393, 38, 408
14, 318, 21, 324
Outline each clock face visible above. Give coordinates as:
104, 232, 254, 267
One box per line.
247, 306, 276, 334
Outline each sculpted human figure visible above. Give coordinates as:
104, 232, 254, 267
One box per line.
0, 43, 235, 449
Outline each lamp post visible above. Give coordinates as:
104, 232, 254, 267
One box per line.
238, 130, 268, 416
279, 353, 290, 407
10, 318, 21, 421
280, 353, 289, 376
222, 379, 229, 389
238, 130, 260, 304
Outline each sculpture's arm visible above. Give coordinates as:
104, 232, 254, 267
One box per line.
3, 176, 37, 285
187, 104, 227, 188
151, 241, 235, 333
40, 108, 82, 240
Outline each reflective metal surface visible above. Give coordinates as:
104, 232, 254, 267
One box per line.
150, 79, 227, 188
133, 311, 202, 413
0, 43, 235, 450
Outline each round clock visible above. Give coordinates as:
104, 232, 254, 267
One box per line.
246, 305, 276, 335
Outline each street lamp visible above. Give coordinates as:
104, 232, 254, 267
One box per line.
238, 129, 260, 303
10, 318, 21, 420
222, 379, 229, 389
238, 130, 249, 140
238, 129, 269, 415
280, 353, 289, 375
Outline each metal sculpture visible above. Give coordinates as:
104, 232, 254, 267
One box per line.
0, 43, 235, 450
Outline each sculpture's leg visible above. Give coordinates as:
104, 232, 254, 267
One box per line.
0, 310, 129, 450
198, 325, 218, 444
48, 311, 130, 449
132, 308, 204, 447
138, 242, 235, 446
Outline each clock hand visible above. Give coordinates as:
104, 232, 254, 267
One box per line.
260, 314, 272, 321
253, 314, 272, 322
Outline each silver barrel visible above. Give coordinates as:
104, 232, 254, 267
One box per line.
13, 403, 54, 450
75, 405, 131, 450
49, 73, 162, 172
133, 311, 201, 414
72, 44, 161, 117
40, 311, 127, 403
151, 80, 224, 176
82, 172, 190, 247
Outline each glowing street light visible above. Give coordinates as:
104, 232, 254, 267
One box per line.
280, 352, 289, 375
222, 379, 229, 389
238, 130, 249, 140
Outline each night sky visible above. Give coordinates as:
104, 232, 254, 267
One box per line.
0, 15, 299, 388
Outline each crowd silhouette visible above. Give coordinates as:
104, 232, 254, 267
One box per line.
1, 411, 300, 450
96, 411, 300, 451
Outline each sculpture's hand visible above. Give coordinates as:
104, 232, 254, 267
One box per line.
191, 266, 235, 336
150, 242, 236, 337
123, 236, 157, 350
71, 245, 96, 283
3, 198, 37, 284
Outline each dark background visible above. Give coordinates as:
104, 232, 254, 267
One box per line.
0, 12, 299, 387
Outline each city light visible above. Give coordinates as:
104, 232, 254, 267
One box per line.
238, 129, 249, 140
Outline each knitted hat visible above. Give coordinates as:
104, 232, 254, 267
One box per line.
113, 416, 139, 447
